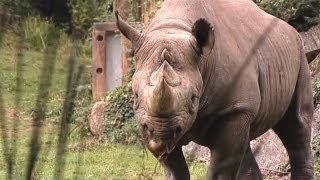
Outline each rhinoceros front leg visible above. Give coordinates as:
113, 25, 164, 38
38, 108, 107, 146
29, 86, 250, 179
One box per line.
206, 112, 258, 180
161, 147, 190, 180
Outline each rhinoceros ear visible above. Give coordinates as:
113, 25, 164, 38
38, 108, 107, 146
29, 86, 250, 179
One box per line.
115, 11, 140, 44
191, 18, 215, 55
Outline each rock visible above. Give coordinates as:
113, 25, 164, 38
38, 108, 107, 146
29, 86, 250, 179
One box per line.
312, 105, 320, 138
182, 141, 210, 164
89, 101, 106, 136
182, 130, 289, 173
300, 24, 320, 63
250, 130, 289, 174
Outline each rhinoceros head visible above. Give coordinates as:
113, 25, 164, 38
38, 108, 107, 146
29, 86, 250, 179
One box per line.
116, 12, 214, 157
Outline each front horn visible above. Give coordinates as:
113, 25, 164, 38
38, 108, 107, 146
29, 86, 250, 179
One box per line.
148, 78, 175, 116
115, 11, 140, 43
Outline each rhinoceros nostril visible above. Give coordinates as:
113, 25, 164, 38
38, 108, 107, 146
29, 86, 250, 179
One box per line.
142, 123, 148, 134
148, 128, 154, 136
142, 123, 148, 131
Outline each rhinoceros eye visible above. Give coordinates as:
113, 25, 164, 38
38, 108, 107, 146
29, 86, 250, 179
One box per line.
189, 94, 198, 114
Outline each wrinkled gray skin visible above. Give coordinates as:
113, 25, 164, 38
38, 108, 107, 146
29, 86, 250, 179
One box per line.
116, 0, 314, 179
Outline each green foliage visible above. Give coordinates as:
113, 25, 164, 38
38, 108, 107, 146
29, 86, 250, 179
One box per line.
1, 15, 71, 53
68, 0, 113, 38
256, 0, 320, 31
104, 84, 140, 144
0, 0, 35, 16
105, 84, 135, 126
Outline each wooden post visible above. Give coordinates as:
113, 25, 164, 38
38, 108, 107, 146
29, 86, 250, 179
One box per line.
92, 22, 133, 101
92, 0, 146, 101
92, 23, 107, 102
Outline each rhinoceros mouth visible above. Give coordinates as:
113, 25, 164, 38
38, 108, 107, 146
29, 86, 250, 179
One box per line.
137, 114, 184, 156
135, 111, 193, 157
146, 135, 181, 161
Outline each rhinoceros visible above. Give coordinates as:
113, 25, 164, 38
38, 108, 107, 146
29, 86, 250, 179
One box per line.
115, 0, 314, 179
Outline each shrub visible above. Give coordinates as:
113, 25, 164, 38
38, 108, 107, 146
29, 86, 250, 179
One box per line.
104, 83, 141, 145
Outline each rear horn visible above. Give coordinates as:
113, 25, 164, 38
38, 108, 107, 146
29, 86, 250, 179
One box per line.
115, 11, 140, 43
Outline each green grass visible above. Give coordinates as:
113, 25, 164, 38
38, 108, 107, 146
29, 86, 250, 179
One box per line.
0, 119, 207, 179
0, 46, 66, 114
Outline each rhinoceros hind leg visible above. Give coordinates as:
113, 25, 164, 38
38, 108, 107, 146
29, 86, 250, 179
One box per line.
237, 145, 263, 180
161, 147, 190, 180
273, 59, 314, 180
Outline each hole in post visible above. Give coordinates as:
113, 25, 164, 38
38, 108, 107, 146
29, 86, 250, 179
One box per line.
96, 68, 103, 74
97, 35, 104, 41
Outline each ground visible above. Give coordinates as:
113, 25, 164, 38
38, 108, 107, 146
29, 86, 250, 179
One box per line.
0, 113, 207, 179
